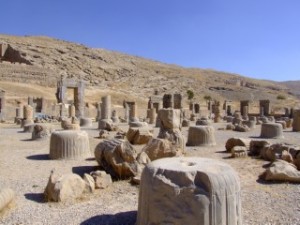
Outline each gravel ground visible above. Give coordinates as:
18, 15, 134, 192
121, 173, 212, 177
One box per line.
1, 121, 300, 225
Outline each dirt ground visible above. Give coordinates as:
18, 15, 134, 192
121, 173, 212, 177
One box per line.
0, 121, 300, 225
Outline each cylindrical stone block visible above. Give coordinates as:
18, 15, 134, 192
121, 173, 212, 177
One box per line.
260, 123, 284, 139
148, 108, 156, 124
69, 105, 76, 118
24, 105, 33, 120
187, 126, 216, 146
292, 110, 300, 132
101, 95, 111, 120
49, 130, 91, 160
80, 118, 93, 127
137, 157, 242, 225
129, 103, 138, 121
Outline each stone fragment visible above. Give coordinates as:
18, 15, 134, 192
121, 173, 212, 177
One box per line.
44, 171, 86, 202
94, 139, 139, 178
249, 140, 270, 156
83, 173, 95, 193
0, 188, 15, 213
32, 124, 54, 140
260, 160, 300, 183
126, 127, 153, 145
90, 170, 112, 189
225, 137, 251, 152
231, 146, 248, 158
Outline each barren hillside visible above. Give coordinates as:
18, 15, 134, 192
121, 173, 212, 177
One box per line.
0, 34, 299, 109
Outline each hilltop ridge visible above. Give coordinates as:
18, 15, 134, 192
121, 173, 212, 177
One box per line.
0, 34, 299, 108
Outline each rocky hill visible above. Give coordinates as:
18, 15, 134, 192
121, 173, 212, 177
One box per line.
0, 34, 299, 109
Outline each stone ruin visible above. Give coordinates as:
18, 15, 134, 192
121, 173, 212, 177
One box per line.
137, 157, 242, 225
162, 93, 182, 109
56, 77, 85, 118
123, 101, 138, 122
259, 99, 271, 116
0, 89, 5, 121
0, 42, 31, 65
28, 96, 46, 114
223, 100, 233, 116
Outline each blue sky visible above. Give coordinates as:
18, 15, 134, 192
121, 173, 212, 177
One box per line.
1, 0, 300, 81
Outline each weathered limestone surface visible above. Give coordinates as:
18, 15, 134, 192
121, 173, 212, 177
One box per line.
260, 160, 300, 183
44, 171, 86, 202
137, 157, 242, 225
32, 124, 54, 140
186, 126, 216, 146
260, 123, 284, 139
94, 139, 139, 178
49, 130, 90, 160
126, 127, 153, 145
90, 170, 112, 189
225, 137, 251, 152
249, 140, 270, 156
0, 188, 15, 212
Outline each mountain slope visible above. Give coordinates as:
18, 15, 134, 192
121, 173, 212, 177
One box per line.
0, 34, 298, 107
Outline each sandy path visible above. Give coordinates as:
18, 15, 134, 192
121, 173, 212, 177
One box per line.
0, 122, 300, 225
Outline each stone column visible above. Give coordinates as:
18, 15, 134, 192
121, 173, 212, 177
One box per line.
111, 109, 119, 123
129, 102, 138, 122
148, 108, 156, 124
163, 94, 173, 109
96, 102, 101, 121
101, 95, 111, 120
69, 105, 76, 118
260, 107, 264, 117
242, 106, 249, 118
24, 105, 33, 120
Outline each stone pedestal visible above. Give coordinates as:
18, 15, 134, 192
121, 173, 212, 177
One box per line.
187, 126, 216, 146
137, 157, 242, 225
49, 130, 90, 160
260, 123, 284, 139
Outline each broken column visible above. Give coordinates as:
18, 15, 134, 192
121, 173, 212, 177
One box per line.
147, 108, 156, 124
240, 101, 249, 118
129, 102, 138, 122
137, 157, 242, 225
101, 95, 111, 120
163, 94, 173, 108
98, 95, 113, 130
69, 104, 76, 118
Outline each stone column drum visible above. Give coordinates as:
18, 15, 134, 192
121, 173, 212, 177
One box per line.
24, 105, 33, 120
260, 123, 284, 139
101, 95, 111, 120
49, 130, 91, 160
186, 126, 216, 146
148, 108, 156, 124
137, 157, 242, 225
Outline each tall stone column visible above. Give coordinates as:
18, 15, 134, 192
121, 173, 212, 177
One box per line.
148, 108, 156, 124
101, 95, 111, 120
129, 102, 138, 122
69, 104, 76, 118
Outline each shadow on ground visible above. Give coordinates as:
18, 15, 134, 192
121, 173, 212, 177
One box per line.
80, 211, 137, 225
72, 165, 99, 176
26, 154, 49, 160
24, 193, 45, 203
